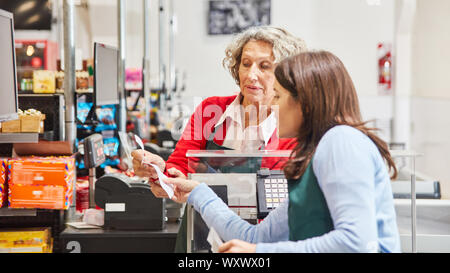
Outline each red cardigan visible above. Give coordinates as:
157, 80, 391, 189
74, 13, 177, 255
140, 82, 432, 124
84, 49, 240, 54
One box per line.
165, 95, 297, 176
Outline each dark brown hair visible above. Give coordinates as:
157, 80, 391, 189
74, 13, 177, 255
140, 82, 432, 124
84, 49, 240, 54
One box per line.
275, 51, 397, 180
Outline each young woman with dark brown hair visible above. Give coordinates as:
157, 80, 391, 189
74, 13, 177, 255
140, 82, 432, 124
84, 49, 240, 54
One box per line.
164, 51, 401, 253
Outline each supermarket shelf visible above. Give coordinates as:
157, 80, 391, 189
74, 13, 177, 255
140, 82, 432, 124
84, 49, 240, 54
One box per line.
0, 208, 66, 252
0, 133, 38, 143
18, 93, 63, 97
0, 208, 37, 217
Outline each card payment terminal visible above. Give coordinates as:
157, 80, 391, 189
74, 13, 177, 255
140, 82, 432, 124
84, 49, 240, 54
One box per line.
256, 169, 289, 219
83, 134, 106, 208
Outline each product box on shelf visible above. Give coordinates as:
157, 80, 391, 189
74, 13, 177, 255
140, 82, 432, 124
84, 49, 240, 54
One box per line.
20, 114, 45, 133
0, 158, 8, 207
1, 109, 46, 133
0, 227, 53, 253
7, 156, 75, 210
1, 119, 21, 133
33, 70, 56, 93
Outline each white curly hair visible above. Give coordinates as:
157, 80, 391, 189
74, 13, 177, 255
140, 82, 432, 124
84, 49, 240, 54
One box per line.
223, 26, 307, 85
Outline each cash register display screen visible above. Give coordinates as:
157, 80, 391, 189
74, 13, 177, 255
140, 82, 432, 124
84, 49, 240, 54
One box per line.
95, 141, 104, 162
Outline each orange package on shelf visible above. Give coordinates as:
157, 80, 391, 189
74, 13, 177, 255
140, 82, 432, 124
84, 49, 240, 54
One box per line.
0, 158, 8, 208
7, 156, 75, 210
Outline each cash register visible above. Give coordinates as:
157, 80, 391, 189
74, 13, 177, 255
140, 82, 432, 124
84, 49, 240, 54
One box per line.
94, 173, 166, 230
83, 134, 165, 231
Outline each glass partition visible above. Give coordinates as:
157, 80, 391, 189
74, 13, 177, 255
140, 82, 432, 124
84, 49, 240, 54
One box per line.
186, 150, 292, 253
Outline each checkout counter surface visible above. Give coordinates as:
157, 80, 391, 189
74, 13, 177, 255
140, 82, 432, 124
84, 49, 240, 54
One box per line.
60, 222, 181, 253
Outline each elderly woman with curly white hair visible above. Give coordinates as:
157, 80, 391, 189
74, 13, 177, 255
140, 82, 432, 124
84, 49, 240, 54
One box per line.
131, 26, 307, 252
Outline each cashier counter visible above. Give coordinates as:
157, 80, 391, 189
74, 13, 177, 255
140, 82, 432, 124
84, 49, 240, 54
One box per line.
61, 135, 443, 253
182, 150, 444, 253
60, 134, 180, 253
60, 134, 290, 253
60, 171, 181, 253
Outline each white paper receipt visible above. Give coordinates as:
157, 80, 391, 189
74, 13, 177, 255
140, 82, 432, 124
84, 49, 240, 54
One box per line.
207, 227, 224, 253
143, 162, 174, 199
135, 134, 145, 150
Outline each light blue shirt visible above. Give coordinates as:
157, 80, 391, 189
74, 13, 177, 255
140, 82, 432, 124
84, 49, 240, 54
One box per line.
187, 125, 401, 253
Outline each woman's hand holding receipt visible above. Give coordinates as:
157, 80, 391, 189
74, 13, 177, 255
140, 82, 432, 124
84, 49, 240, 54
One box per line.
131, 149, 183, 198
164, 177, 200, 203
131, 150, 166, 179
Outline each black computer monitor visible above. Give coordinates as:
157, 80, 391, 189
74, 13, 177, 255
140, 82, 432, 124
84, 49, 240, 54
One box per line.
0, 9, 18, 122
94, 42, 119, 106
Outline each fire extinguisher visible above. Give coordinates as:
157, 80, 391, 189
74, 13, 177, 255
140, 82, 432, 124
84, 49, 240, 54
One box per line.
378, 43, 392, 93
